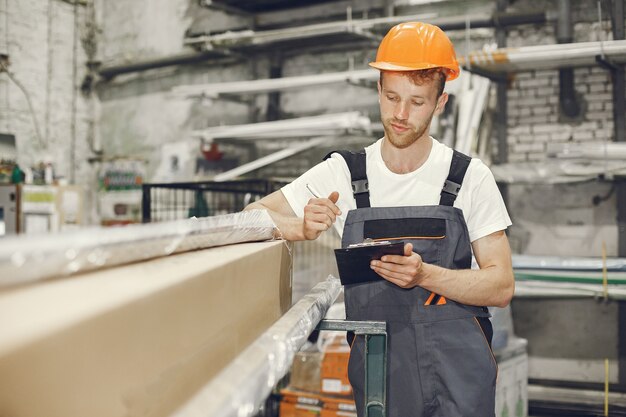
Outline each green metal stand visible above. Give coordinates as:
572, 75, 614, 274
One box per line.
316, 319, 387, 417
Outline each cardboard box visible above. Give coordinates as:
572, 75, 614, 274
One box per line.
0, 241, 291, 417
495, 338, 528, 417
321, 395, 357, 417
321, 337, 352, 395
290, 350, 323, 392
280, 389, 322, 417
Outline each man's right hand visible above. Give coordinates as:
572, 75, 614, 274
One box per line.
303, 191, 341, 240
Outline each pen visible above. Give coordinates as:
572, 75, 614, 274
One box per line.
305, 183, 321, 198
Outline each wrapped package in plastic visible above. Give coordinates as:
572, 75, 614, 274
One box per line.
0, 239, 293, 417
512, 254, 626, 272
512, 254, 626, 299
513, 254, 626, 286
171, 276, 342, 417
514, 280, 626, 300
0, 209, 276, 287
491, 160, 626, 184
289, 348, 323, 393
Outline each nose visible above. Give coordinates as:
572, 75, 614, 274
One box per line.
393, 101, 409, 120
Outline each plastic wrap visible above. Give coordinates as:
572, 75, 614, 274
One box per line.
547, 142, 626, 160
512, 254, 626, 286
0, 209, 276, 287
491, 160, 626, 184
171, 276, 342, 417
514, 280, 626, 300
513, 254, 626, 299
512, 254, 626, 272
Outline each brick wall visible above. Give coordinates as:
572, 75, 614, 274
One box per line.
504, 16, 620, 163
506, 65, 616, 162
502, 6, 621, 256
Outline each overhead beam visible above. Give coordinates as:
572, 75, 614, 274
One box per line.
463, 39, 626, 73
187, 12, 550, 50
253, 0, 498, 29
97, 50, 235, 80
255, 0, 387, 28
171, 69, 378, 98
213, 137, 331, 181
192, 112, 371, 140
172, 41, 626, 100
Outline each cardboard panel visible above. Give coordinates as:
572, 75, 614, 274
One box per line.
0, 240, 291, 417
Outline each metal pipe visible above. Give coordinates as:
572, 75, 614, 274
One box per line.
557, 0, 573, 43
0, 210, 275, 287
558, 68, 581, 119
608, 2, 626, 390
557, 0, 581, 120
611, 0, 625, 143
188, 11, 552, 48
464, 39, 626, 71
172, 68, 378, 98
267, 51, 282, 121
494, 0, 508, 167
98, 11, 552, 79
192, 111, 371, 140
97, 50, 228, 79
171, 277, 342, 417
213, 137, 331, 181
174, 40, 626, 97
612, 0, 626, 259
442, 11, 551, 31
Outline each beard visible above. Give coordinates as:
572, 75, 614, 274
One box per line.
382, 116, 431, 149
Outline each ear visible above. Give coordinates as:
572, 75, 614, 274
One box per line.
434, 92, 448, 116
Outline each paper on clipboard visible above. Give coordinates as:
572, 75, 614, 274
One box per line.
334, 240, 405, 285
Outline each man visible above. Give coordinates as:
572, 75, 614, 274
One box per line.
245, 22, 514, 417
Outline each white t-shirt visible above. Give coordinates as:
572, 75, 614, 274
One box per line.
281, 137, 511, 242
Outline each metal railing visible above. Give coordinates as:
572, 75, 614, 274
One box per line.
142, 179, 288, 223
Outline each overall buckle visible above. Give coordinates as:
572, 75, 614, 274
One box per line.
351, 179, 369, 194
442, 179, 461, 196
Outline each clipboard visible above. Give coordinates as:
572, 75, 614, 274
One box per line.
334, 241, 405, 285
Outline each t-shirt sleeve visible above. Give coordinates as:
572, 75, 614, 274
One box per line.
464, 162, 512, 242
280, 154, 353, 228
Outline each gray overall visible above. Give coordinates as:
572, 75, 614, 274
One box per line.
327, 149, 497, 417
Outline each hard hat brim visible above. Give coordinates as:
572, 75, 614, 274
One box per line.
368, 62, 459, 81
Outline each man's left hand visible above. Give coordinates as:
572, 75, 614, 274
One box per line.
370, 243, 426, 288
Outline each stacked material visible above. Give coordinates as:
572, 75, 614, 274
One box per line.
512, 254, 626, 299
0, 240, 292, 417
0, 211, 298, 417
0, 210, 276, 287
279, 334, 356, 417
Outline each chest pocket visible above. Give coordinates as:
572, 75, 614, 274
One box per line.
363, 218, 445, 265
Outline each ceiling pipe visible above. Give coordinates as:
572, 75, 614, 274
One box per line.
557, 0, 582, 120
98, 11, 553, 79
97, 50, 232, 80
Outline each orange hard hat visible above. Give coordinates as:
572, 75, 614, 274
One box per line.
369, 22, 460, 81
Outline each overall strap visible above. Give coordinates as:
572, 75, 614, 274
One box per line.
439, 150, 472, 206
323, 150, 370, 208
